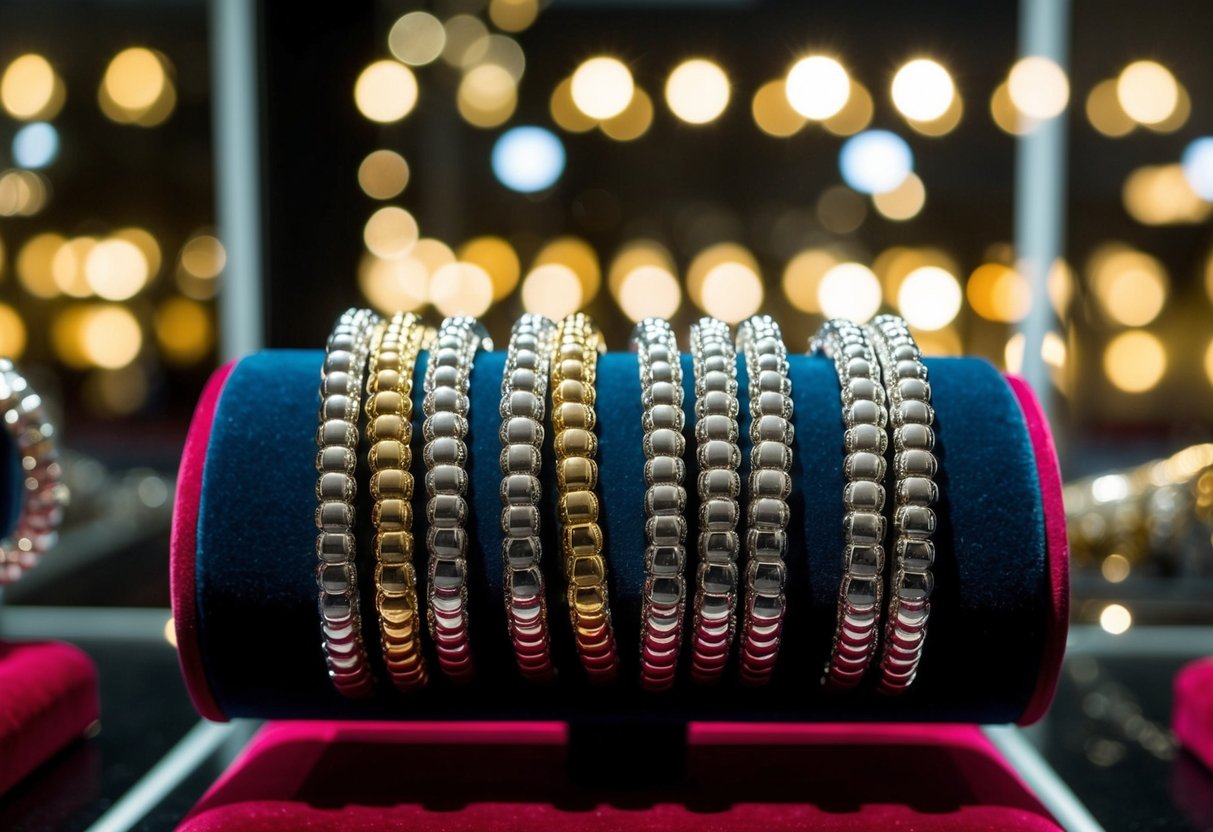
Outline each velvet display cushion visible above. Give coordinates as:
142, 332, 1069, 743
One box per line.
177, 350, 1065, 722
1174, 658, 1213, 774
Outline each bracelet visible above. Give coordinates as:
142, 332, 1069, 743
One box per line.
631, 317, 688, 691
551, 313, 619, 682
423, 315, 491, 682
0, 360, 68, 585
866, 314, 938, 694
499, 314, 557, 682
687, 317, 742, 684
735, 315, 794, 686
811, 318, 889, 691
315, 307, 381, 698
366, 312, 428, 692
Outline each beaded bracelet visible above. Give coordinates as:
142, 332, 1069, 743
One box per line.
498, 314, 558, 682
631, 317, 688, 691
0, 359, 68, 585
315, 307, 380, 698
423, 315, 491, 682
866, 315, 938, 694
366, 312, 428, 692
811, 318, 889, 691
551, 313, 618, 682
736, 316, 794, 686
687, 317, 742, 684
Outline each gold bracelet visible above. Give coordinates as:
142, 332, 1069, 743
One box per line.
551, 313, 618, 682
367, 312, 428, 692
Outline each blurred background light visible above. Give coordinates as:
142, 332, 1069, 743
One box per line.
354, 60, 418, 123
905, 92, 963, 137
489, 0, 540, 33
521, 263, 583, 318
818, 262, 882, 322
823, 80, 874, 136
86, 238, 149, 301
442, 15, 490, 68
1104, 330, 1166, 393
534, 237, 601, 303
458, 236, 520, 300
363, 207, 419, 259
752, 80, 806, 137
1181, 137, 1213, 200
1087, 244, 1168, 326
872, 172, 926, 220
12, 122, 59, 169
388, 11, 446, 66
990, 80, 1037, 135
687, 243, 759, 310
785, 55, 850, 120
358, 253, 428, 314
492, 126, 565, 192
839, 130, 913, 194
782, 248, 837, 313
616, 265, 682, 321
609, 239, 677, 297
479, 35, 527, 82
700, 261, 763, 323
429, 262, 494, 315
571, 56, 634, 120
600, 87, 654, 141
99, 47, 176, 127
1122, 163, 1209, 225
1085, 79, 1135, 137
155, 298, 213, 366
1, 53, 64, 120
1116, 60, 1178, 125
898, 265, 962, 330
1100, 603, 1133, 635
458, 63, 517, 128
891, 58, 955, 122
967, 263, 1031, 322
1205, 338, 1213, 387
550, 77, 598, 133
665, 59, 730, 124
358, 150, 410, 200
0, 304, 27, 359
816, 185, 867, 234
1008, 56, 1069, 119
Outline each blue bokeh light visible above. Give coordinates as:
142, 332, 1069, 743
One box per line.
12, 122, 60, 170
839, 130, 914, 195
492, 126, 565, 193
1181, 137, 1213, 201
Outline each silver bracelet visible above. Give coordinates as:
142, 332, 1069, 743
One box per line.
424, 315, 491, 682
687, 317, 742, 684
631, 317, 688, 691
0, 360, 68, 585
866, 314, 938, 694
736, 315, 794, 686
811, 318, 889, 690
499, 314, 557, 682
315, 306, 381, 698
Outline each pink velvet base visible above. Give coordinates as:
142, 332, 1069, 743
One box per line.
1174, 658, 1213, 774
179, 721, 1060, 831
0, 640, 99, 795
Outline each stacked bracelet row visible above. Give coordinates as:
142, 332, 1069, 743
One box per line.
310, 308, 941, 696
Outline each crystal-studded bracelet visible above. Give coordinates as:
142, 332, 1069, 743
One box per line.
0, 359, 68, 585
366, 312, 428, 692
735, 316, 794, 686
423, 315, 491, 682
866, 315, 938, 694
315, 307, 381, 698
631, 317, 688, 691
550, 313, 618, 682
687, 317, 742, 684
811, 318, 890, 691
498, 314, 557, 682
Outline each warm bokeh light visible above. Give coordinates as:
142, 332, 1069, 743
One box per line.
458, 236, 520, 300
752, 80, 807, 137
1048, 258, 1074, 317
967, 263, 1031, 323
388, 12, 446, 66
990, 81, 1037, 135
112, 228, 161, 282
80, 305, 143, 369
1122, 163, 1210, 226
354, 60, 418, 123
700, 262, 763, 323
358, 254, 428, 314
782, 248, 838, 313
600, 87, 654, 141
1007, 56, 1069, 120
1042, 331, 1067, 371
1088, 244, 1168, 327
687, 243, 760, 309
358, 150, 410, 200
521, 263, 583, 318
913, 326, 962, 357
1116, 60, 1178, 125
155, 297, 213, 365
430, 262, 494, 316
571, 57, 634, 120
534, 237, 600, 303
665, 59, 730, 124
1, 54, 63, 120
100, 48, 175, 126
1104, 330, 1166, 393
818, 262, 882, 322
550, 77, 598, 133
839, 130, 913, 194
16, 232, 64, 298
440, 14, 488, 68
179, 234, 227, 280
0, 304, 27, 359
891, 59, 955, 122
1145, 82, 1190, 134
872, 172, 926, 221
1101, 553, 1131, 584
480, 35, 527, 82
617, 265, 681, 322
364, 207, 420, 259
785, 55, 850, 120
457, 63, 517, 128
608, 240, 676, 296
52, 236, 97, 297
411, 238, 457, 275
823, 80, 874, 137
86, 238, 149, 301
489, 0, 540, 33
0, 170, 49, 217
816, 186, 867, 234
1205, 338, 1213, 387
1100, 603, 1132, 635
898, 266, 962, 331
875, 246, 960, 302
1086, 79, 1135, 138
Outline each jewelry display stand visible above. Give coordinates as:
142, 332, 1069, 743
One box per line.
172, 350, 1069, 829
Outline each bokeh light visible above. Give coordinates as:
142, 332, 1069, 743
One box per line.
364, 207, 420, 259
816, 186, 867, 234
358, 254, 428, 314
1088, 245, 1168, 327
458, 236, 520, 300
457, 63, 517, 128
441, 15, 490, 68
872, 172, 926, 221
550, 77, 598, 133
609, 240, 677, 297
411, 238, 457, 275
354, 60, 418, 123
700, 262, 763, 323
113, 228, 161, 281
891, 59, 954, 122
358, 150, 410, 200
1, 54, 64, 120
1007, 56, 1069, 119
388, 12, 446, 66
1100, 603, 1132, 635
1181, 137, 1213, 201
16, 232, 64, 298
823, 80, 874, 136
785, 55, 850, 120
179, 234, 226, 280
155, 298, 213, 365
12, 122, 59, 169
86, 238, 149, 300
839, 130, 913, 194
489, 0, 540, 33
1101, 553, 1131, 584
1104, 330, 1166, 393
752, 80, 806, 137
600, 87, 654, 141
1205, 338, 1213, 387
479, 35, 527, 82
990, 81, 1037, 135
617, 265, 681, 322
430, 262, 494, 315
687, 243, 760, 309
0, 305, 27, 359
521, 264, 583, 318
1116, 60, 1178, 125
665, 59, 730, 124
534, 237, 600, 303
53, 236, 98, 297
0, 169, 49, 217
818, 262, 882, 322
967, 263, 1031, 323
492, 126, 565, 193
1122, 164, 1209, 226
1086, 79, 1135, 138
905, 92, 963, 137
898, 266, 962, 331
79, 305, 143, 369
100, 48, 176, 126
571, 57, 634, 120
782, 248, 838, 313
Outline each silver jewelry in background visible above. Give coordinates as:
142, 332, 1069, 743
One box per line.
631, 317, 688, 691
736, 315, 794, 686
811, 318, 889, 691
866, 314, 938, 694
314, 306, 381, 698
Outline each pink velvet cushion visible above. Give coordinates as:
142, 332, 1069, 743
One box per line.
180, 721, 1060, 831
0, 640, 99, 795
1175, 658, 1213, 774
